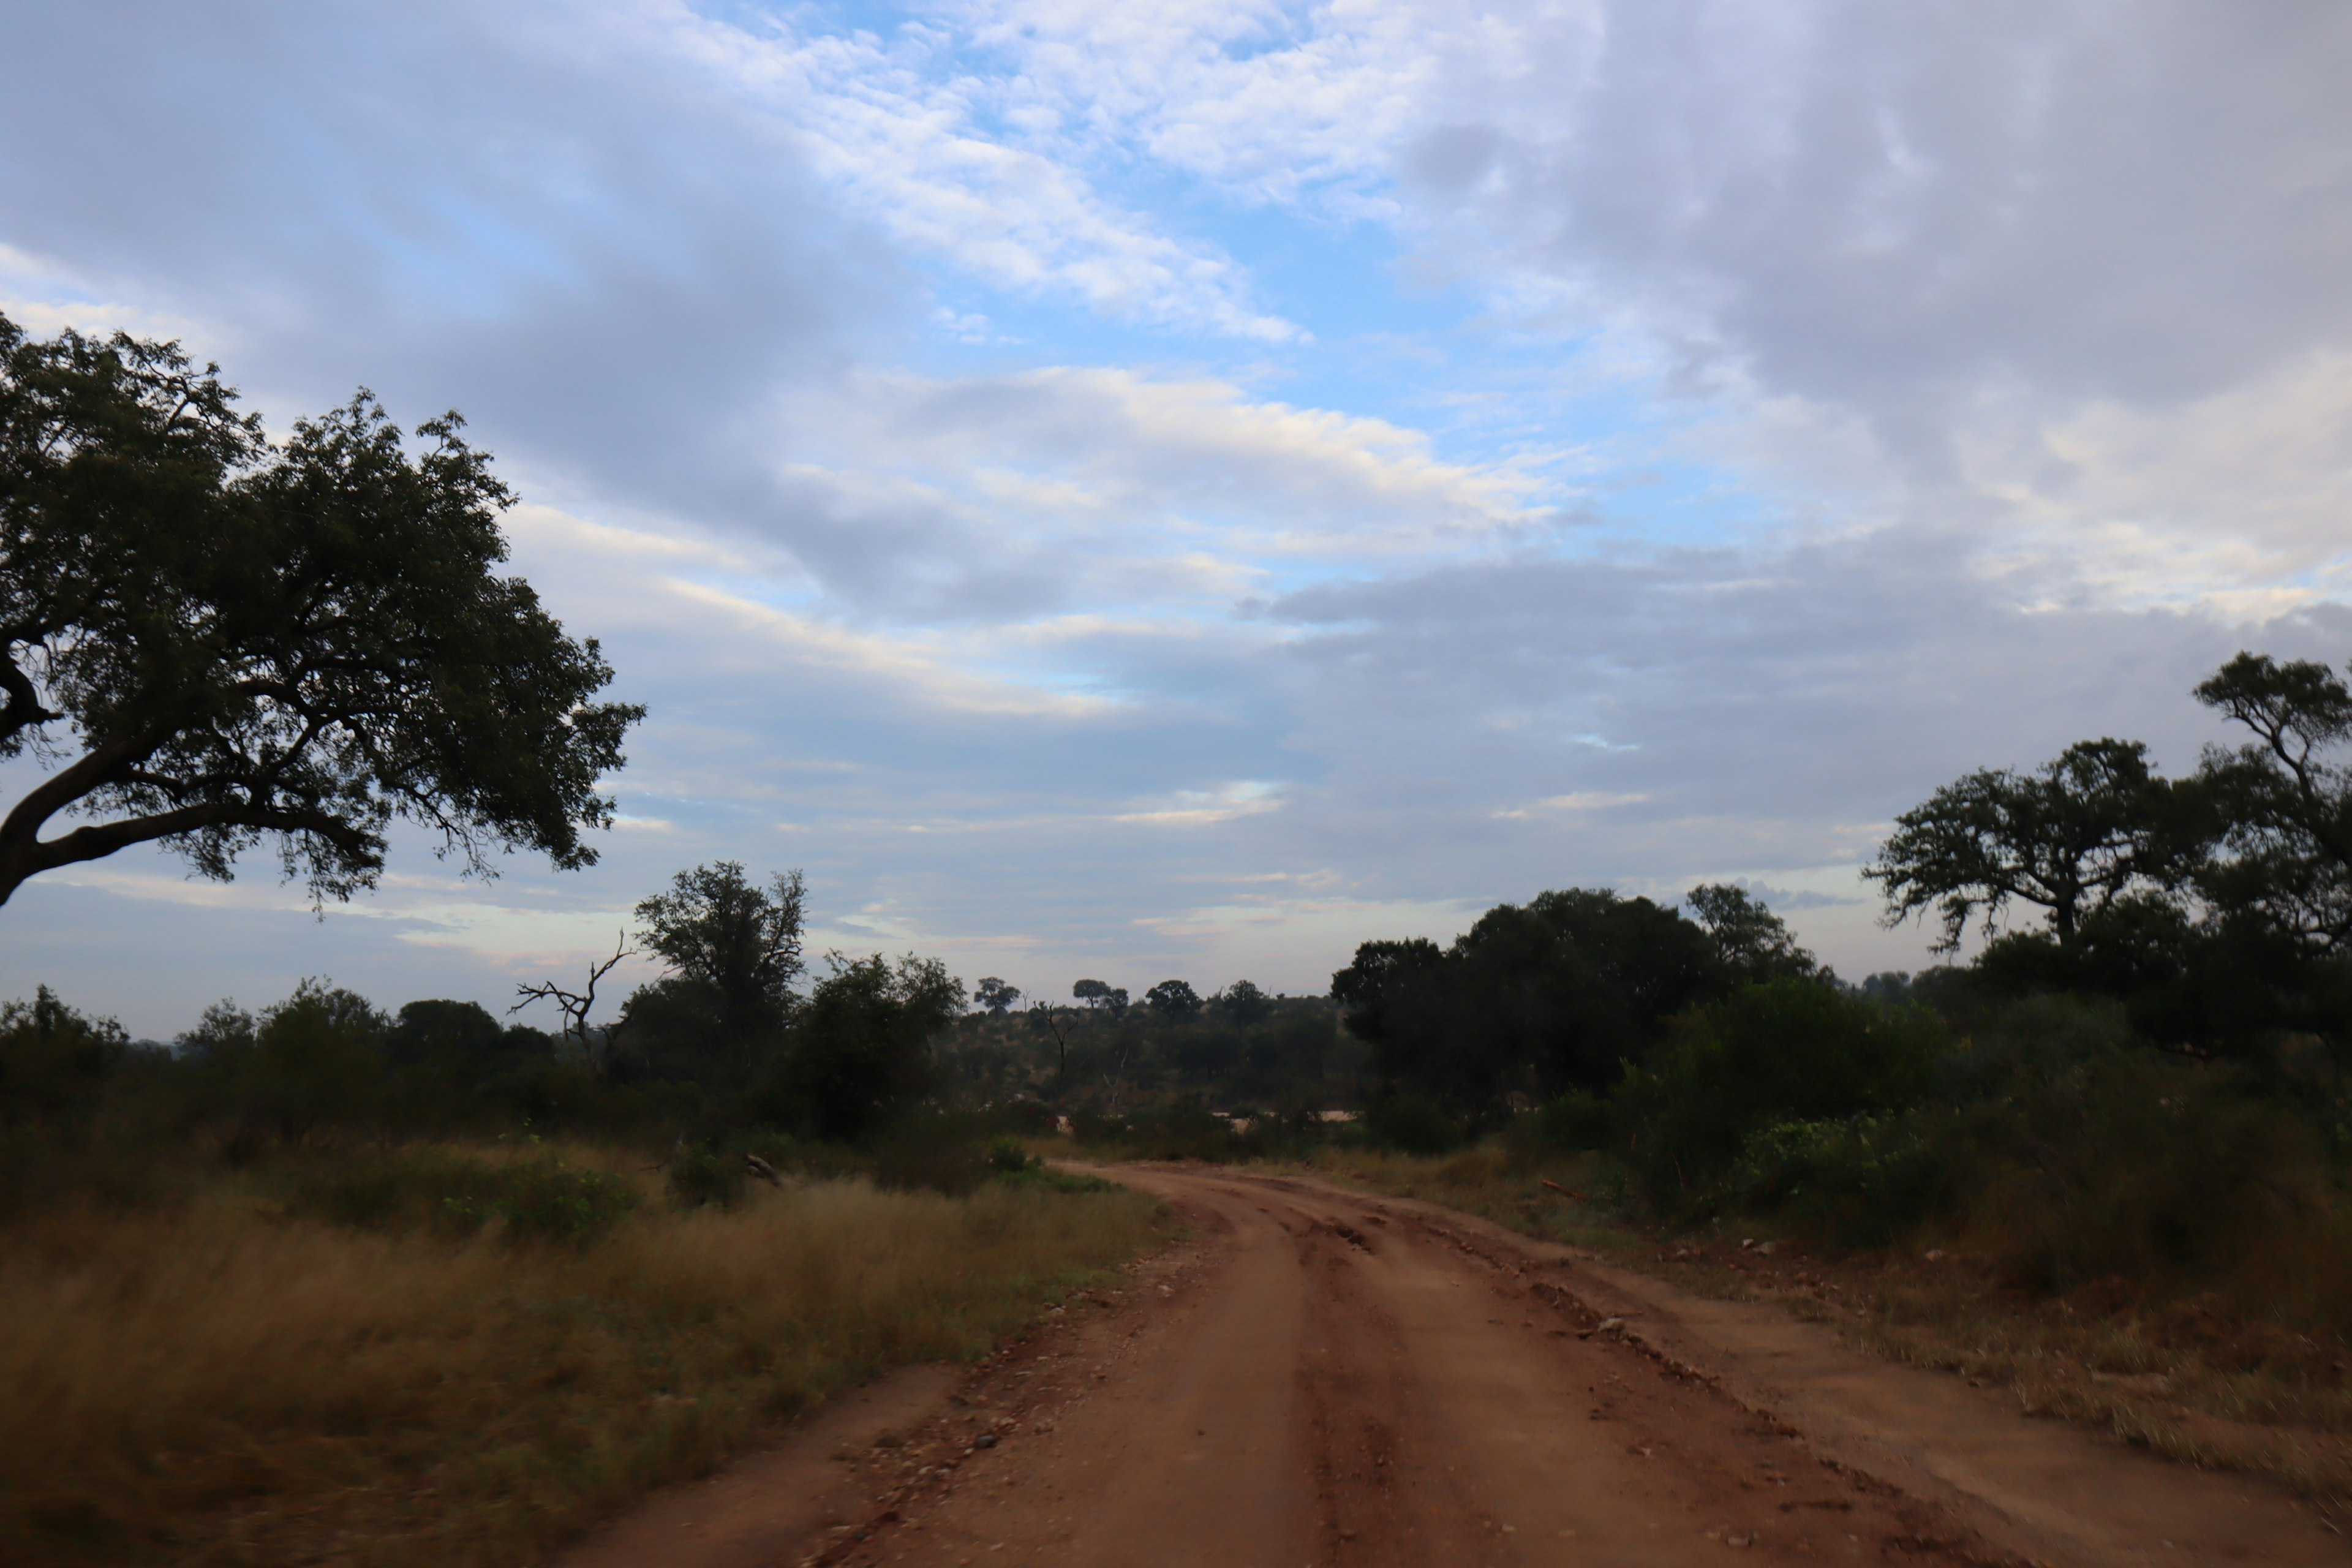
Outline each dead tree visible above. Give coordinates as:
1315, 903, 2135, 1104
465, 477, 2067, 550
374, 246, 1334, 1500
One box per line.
1028, 999, 1075, 1101
511, 932, 633, 1072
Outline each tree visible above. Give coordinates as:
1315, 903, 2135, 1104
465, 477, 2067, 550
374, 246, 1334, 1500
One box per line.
1865, 739, 2202, 952
1027, 998, 1076, 1099
633, 864, 807, 1035
1217, 978, 1272, 1025
0, 986, 130, 1125
1145, 978, 1203, 1020
2194, 652, 2352, 951
1684, 883, 1820, 982
510, 933, 633, 1072
1332, 890, 1728, 1117
973, 976, 1022, 1015
1072, 978, 1128, 1014
781, 954, 963, 1141
0, 315, 642, 907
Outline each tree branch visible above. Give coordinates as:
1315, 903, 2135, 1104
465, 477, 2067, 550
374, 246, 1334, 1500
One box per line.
0, 653, 61, 748
0, 796, 375, 906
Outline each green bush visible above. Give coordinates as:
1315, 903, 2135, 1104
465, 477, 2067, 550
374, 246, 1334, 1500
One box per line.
1125, 1096, 1240, 1159
667, 1145, 747, 1210
1956, 1038, 2325, 1291
1507, 1089, 1612, 1159
1727, 1112, 1954, 1245
291, 1150, 638, 1246
984, 1137, 1034, 1174
1618, 978, 1948, 1208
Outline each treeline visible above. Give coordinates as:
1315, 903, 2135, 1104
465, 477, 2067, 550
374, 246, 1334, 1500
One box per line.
1863, 650, 2352, 1054
0, 862, 997, 1216
1333, 649, 2352, 1307
938, 977, 1356, 1124
0, 853, 1356, 1210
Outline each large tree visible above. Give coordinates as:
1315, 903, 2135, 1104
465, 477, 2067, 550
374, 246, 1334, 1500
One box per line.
625, 862, 809, 1078
0, 316, 641, 905
1683, 882, 1820, 982
1332, 889, 1730, 1116
2194, 652, 2352, 951
1864, 738, 2203, 952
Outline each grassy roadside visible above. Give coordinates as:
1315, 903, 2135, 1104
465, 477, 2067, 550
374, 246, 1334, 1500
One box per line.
1280, 1144, 2352, 1515
0, 1142, 1169, 1568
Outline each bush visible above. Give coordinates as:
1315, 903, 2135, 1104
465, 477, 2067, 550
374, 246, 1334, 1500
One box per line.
290, 1149, 639, 1246
1121, 1097, 1238, 1160
668, 1145, 748, 1210
985, 1137, 1034, 1174
1507, 1089, 1612, 1160
1365, 1091, 1464, 1155
1069, 1110, 1129, 1144
1727, 1112, 1954, 1245
869, 1120, 990, 1196
1956, 1038, 2327, 1291
1618, 978, 1948, 1209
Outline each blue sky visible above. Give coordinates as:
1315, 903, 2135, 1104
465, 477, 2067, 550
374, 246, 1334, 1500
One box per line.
7, 0, 2352, 1036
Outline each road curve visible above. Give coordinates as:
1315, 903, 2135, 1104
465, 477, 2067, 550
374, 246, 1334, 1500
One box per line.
562, 1164, 2348, 1568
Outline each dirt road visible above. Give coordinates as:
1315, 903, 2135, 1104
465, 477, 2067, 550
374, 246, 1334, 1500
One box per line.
559, 1165, 2347, 1568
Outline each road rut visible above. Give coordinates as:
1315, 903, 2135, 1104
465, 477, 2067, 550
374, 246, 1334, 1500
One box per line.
562, 1165, 2348, 1568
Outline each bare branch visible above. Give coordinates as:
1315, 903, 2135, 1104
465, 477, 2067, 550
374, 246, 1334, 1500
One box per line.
510, 932, 635, 1073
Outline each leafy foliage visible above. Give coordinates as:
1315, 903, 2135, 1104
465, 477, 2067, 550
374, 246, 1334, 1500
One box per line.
2195, 652, 2352, 951
1865, 738, 2203, 952
779, 954, 965, 1142
1616, 978, 1948, 1208
1332, 888, 1730, 1119
1144, 978, 1202, 1019
0, 314, 641, 905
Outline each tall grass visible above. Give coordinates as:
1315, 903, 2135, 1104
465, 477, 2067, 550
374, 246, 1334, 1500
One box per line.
0, 1152, 1163, 1568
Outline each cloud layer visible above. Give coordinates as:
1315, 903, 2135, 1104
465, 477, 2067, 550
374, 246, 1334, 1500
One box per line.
5, 1, 2350, 1034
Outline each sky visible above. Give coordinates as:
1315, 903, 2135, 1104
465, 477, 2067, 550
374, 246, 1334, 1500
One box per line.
6, 1, 2352, 1038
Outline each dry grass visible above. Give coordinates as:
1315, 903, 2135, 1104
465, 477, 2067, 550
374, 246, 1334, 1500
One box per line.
1294, 1143, 2352, 1514
0, 1148, 1167, 1567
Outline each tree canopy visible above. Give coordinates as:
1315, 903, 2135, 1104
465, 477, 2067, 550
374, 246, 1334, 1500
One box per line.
1145, 978, 1203, 1019
623, 863, 807, 1082
1864, 738, 2201, 952
1332, 888, 1733, 1118
2194, 652, 2352, 952
1683, 883, 1820, 982
0, 315, 641, 906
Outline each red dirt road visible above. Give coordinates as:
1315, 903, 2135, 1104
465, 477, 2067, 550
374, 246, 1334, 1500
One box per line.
558, 1166, 2348, 1568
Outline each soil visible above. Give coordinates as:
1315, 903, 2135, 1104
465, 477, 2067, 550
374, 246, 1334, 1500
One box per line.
551, 1165, 2350, 1567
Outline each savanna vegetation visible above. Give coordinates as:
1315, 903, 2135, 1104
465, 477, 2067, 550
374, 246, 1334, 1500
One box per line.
1273, 650, 2352, 1505
0, 317, 1167, 1568
15, 316, 2352, 1544
0, 907, 1167, 1568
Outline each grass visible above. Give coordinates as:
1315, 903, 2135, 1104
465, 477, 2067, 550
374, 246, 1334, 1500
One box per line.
0, 1141, 1169, 1568
1289, 1141, 2352, 1516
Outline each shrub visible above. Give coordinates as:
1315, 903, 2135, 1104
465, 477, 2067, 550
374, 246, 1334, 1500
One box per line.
1120, 1097, 1238, 1160
1727, 1112, 1954, 1245
1618, 978, 1948, 1208
1957, 1041, 2327, 1292
985, 1137, 1034, 1174
1507, 1088, 1612, 1160
869, 1120, 990, 1196
1365, 1091, 1465, 1155
668, 1145, 748, 1210
290, 1149, 639, 1246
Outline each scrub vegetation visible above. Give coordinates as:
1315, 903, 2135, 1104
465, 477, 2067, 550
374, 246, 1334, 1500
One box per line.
1054, 651, 2352, 1505
0, 954, 1165, 1568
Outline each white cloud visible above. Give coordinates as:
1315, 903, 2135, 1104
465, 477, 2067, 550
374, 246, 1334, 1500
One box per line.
929, 0, 2352, 612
